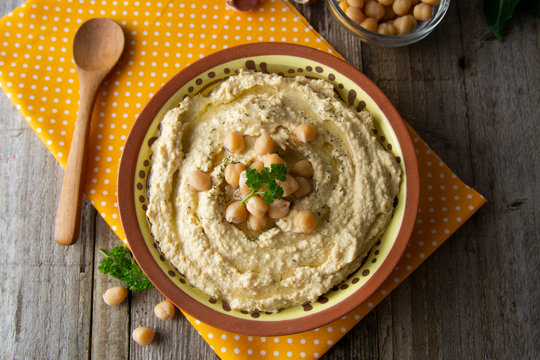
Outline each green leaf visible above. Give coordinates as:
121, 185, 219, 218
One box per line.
245, 167, 264, 190
242, 163, 287, 204
483, 0, 521, 41
98, 246, 154, 291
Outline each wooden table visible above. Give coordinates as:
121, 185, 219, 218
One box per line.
1, 1, 538, 358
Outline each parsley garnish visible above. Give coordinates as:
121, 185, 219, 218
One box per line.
240, 163, 287, 204
98, 246, 154, 291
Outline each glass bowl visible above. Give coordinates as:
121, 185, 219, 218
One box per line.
328, 0, 451, 47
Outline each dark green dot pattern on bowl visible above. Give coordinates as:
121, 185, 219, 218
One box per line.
134, 58, 403, 317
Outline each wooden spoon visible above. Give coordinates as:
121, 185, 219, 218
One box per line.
54, 18, 125, 246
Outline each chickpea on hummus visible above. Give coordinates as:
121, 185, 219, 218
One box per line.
147, 71, 401, 312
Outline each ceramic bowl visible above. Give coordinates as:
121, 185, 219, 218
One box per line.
118, 43, 419, 336
328, 0, 451, 47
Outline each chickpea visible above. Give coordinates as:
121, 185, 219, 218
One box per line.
249, 160, 264, 172
347, 0, 364, 7
277, 175, 299, 197
248, 214, 271, 231
102, 286, 128, 306
254, 134, 274, 155
224, 131, 245, 153
393, 15, 414, 34
263, 153, 285, 168
292, 210, 318, 234
188, 170, 212, 192
339, 0, 349, 12
246, 195, 268, 218
377, 0, 393, 5
413, 3, 432, 21
294, 177, 312, 198
364, 1, 385, 21
132, 326, 155, 346
360, 17, 378, 32
295, 123, 317, 143
421, 0, 439, 6
154, 300, 176, 321
235, 186, 252, 201
392, 0, 411, 16
268, 199, 291, 219
378, 22, 396, 35
345, 6, 366, 24
225, 201, 248, 224
238, 170, 249, 191
291, 159, 314, 178
224, 163, 246, 188
405, 14, 417, 29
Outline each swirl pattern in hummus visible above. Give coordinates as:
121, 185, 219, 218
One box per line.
147, 71, 401, 312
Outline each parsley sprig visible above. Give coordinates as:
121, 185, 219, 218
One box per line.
240, 163, 287, 204
98, 246, 154, 291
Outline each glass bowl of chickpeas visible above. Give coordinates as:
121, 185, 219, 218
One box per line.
329, 0, 450, 46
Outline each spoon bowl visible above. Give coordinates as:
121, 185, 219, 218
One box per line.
73, 18, 125, 72
54, 18, 125, 246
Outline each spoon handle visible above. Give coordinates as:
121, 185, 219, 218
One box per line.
54, 72, 101, 246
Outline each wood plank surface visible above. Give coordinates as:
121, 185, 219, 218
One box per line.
0, 0, 538, 359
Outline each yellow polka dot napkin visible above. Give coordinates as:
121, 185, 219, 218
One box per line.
0, 0, 485, 359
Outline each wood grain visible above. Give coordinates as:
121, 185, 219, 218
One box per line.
1, 0, 538, 359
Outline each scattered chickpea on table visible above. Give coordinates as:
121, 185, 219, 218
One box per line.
339, 0, 440, 35
154, 300, 177, 321
132, 326, 155, 346
102, 286, 128, 306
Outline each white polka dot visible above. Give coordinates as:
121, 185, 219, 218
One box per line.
247, 349, 253, 354
208, 333, 213, 339
287, 338, 292, 344
221, 347, 226, 353
328, 340, 333, 345
273, 338, 279, 343
248, 336, 253, 341
314, 353, 320, 358
260, 337, 266, 342
221, 334, 227, 340
260, 350, 266, 355
341, 327, 347, 333
300, 339, 306, 344
234, 348, 239, 354
234, 335, 240, 340
300, 353, 306, 358
327, 327, 333, 332
274, 351, 279, 356
287, 352, 292, 357
314, 339, 319, 344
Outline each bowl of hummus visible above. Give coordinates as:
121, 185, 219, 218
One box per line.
118, 43, 419, 336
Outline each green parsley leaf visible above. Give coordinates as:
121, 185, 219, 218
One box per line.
98, 246, 154, 291
240, 163, 287, 204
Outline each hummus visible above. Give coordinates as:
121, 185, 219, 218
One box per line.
147, 71, 401, 312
